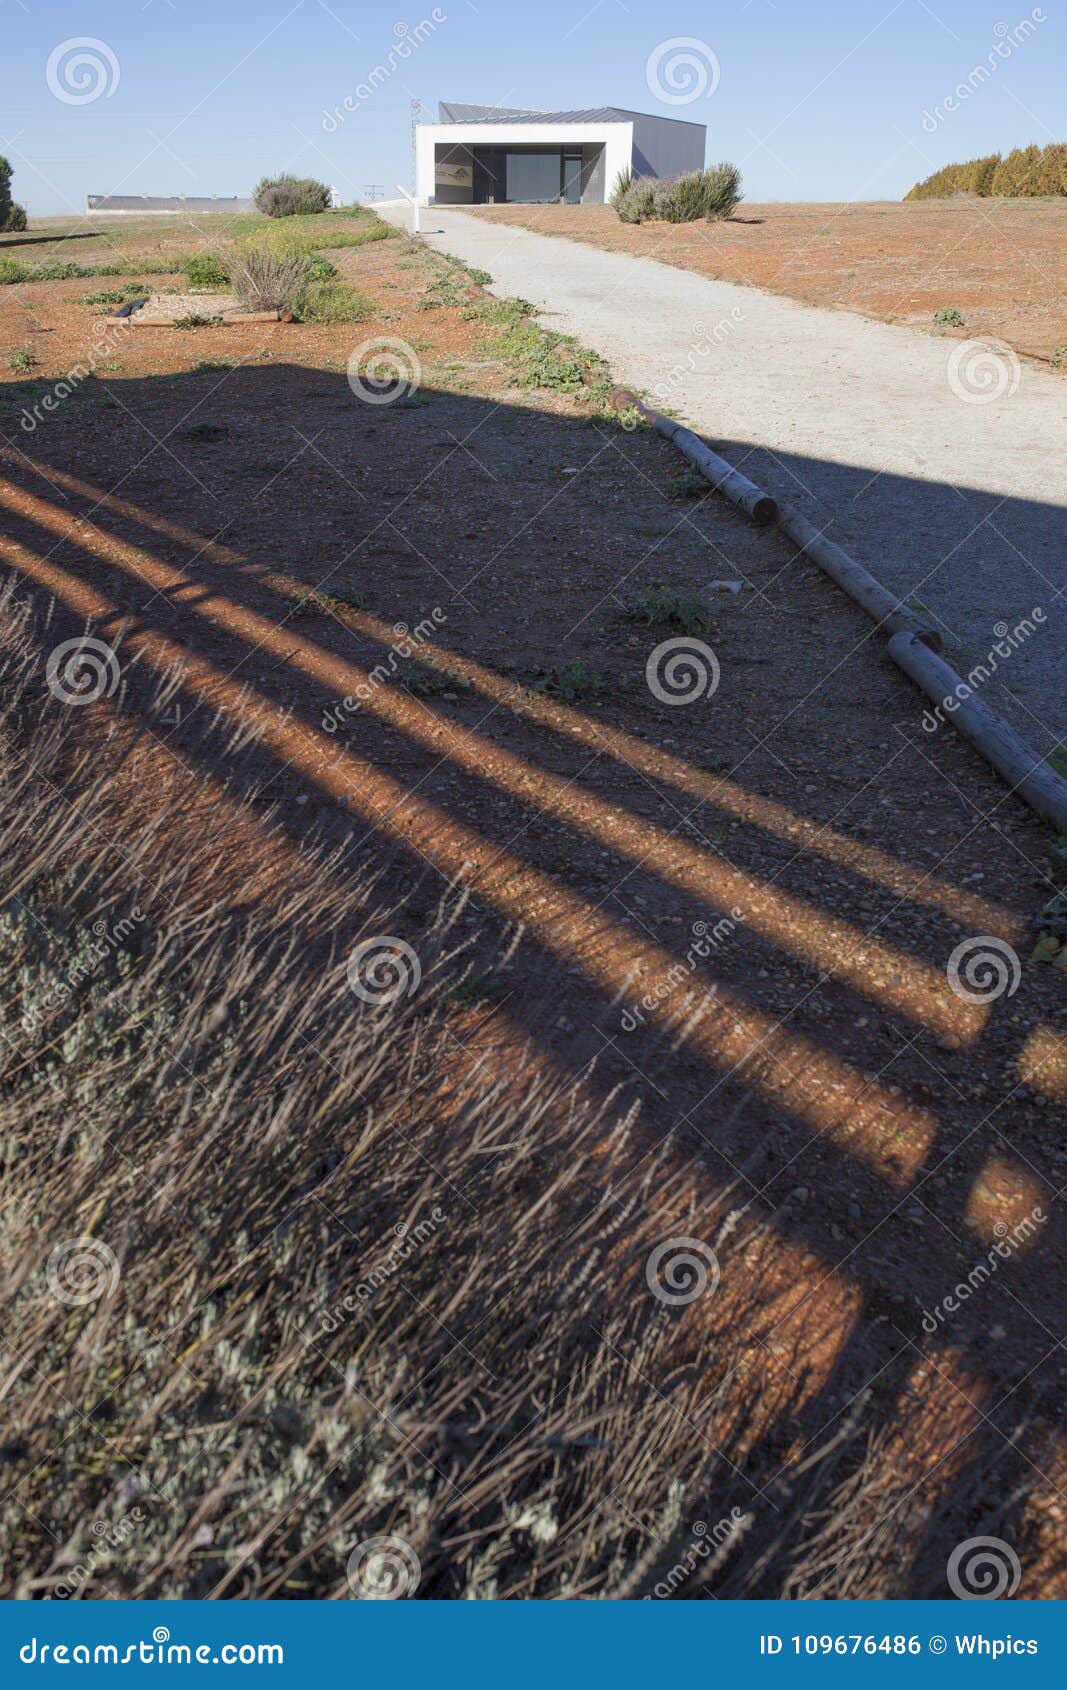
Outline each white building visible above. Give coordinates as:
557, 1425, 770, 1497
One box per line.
415, 102, 706, 207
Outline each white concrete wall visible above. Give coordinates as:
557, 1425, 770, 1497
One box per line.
415, 122, 633, 204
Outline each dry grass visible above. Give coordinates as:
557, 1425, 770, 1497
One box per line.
5, 591, 1049, 1599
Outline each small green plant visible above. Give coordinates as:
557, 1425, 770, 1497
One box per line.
664, 465, 709, 500
8, 346, 36, 374
1051, 343, 1067, 369
173, 313, 224, 329
494, 321, 607, 394
183, 422, 228, 441
623, 587, 713, 634
532, 659, 605, 702
0, 257, 27, 285
81, 283, 147, 305
182, 252, 230, 289
444, 971, 506, 1009
933, 306, 966, 327
295, 586, 369, 615
24, 259, 84, 281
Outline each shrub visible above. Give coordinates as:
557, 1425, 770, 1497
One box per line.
933, 305, 966, 327
609, 167, 634, 210
232, 242, 315, 314
652, 171, 709, 223
616, 177, 657, 223
701, 160, 744, 219
5, 203, 27, 232
0, 257, 27, 285
182, 252, 230, 289
295, 278, 371, 324
616, 163, 743, 224
1052, 343, 1067, 369
253, 174, 331, 218
8, 346, 36, 374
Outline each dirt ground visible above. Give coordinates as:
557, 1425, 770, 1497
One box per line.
471, 199, 1067, 366
1, 219, 1066, 1594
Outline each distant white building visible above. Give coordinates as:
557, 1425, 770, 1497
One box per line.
415, 102, 706, 206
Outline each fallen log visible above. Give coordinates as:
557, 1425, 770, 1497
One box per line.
609, 387, 777, 525
777, 499, 943, 650
888, 631, 1067, 832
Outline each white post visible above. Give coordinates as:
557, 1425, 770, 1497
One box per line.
397, 184, 420, 236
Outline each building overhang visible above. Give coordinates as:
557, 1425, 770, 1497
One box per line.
415, 120, 633, 205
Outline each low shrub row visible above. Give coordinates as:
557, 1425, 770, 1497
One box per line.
906, 143, 1067, 199
611, 162, 743, 224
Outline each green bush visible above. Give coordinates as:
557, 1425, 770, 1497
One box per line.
0, 257, 27, 285
295, 278, 371, 324
0, 156, 12, 231
701, 160, 745, 218
616, 163, 743, 224
933, 305, 966, 327
616, 177, 657, 223
4, 203, 27, 232
232, 242, 314, 314
253, 174, 331, 218
609, 167, 634, 210
182, 252, 230, 289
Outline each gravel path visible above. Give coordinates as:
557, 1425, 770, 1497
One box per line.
384, 205, 1065, 753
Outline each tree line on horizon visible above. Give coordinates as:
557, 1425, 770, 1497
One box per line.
906, 143, 1067, 199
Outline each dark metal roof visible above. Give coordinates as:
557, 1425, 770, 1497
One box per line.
438, 102, 633, 125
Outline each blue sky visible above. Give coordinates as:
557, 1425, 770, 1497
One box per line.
2, 0, 1062, 214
